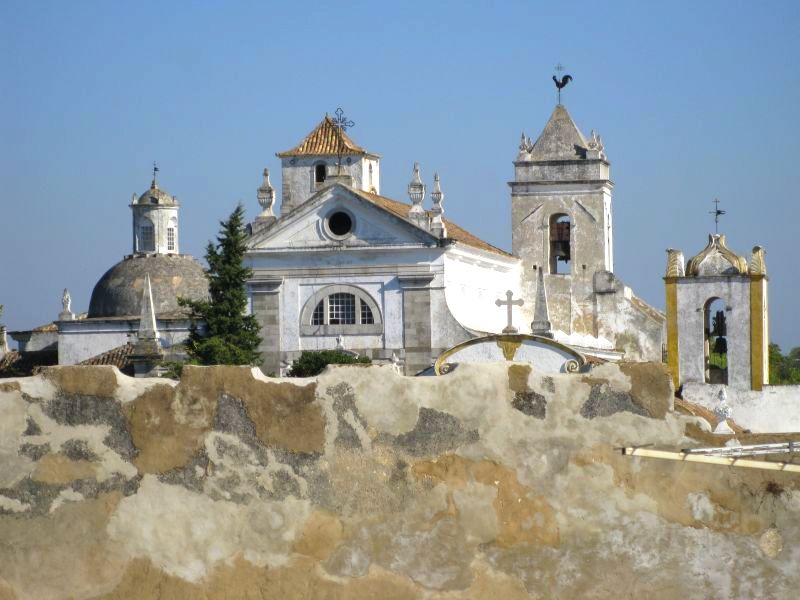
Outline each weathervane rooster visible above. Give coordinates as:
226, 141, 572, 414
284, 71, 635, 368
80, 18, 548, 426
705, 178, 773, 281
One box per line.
552, 73, 573, 104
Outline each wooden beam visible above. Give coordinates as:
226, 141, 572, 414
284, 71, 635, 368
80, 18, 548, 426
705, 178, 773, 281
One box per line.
622, 447, 800, 473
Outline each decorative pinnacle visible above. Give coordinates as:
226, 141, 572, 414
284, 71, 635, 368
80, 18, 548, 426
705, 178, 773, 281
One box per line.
257, 168, 275, 217
151, 161, 159, 189
431, 172, 444, 209
407, 162, 426, 209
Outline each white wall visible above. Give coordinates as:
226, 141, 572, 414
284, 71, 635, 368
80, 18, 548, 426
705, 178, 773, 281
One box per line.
58, 319, 193, 364
683, 382, 800, 433
442, 246, 522, 335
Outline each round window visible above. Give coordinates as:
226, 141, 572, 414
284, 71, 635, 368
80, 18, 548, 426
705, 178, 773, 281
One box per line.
328, 211, 353, 236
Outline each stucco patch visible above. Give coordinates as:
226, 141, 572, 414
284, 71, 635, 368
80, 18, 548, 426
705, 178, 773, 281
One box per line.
619, 361, 673, 418
42, 366, 119, 398
107, 475, 310, 582
124, 383, 205, 474
412, 454, 559, 548
32, 454, 97, 485
292, 509, 343, 560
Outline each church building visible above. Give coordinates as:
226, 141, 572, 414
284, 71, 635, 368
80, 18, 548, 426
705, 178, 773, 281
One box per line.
245, 104, 665, 375
9, 171, 210, 369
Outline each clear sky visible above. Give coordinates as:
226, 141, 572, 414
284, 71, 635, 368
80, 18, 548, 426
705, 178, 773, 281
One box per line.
2, 1, 799, 350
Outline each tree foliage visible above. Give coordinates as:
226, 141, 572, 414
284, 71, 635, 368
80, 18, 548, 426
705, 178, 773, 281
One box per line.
287, 350, 370, 377
769, 343, 800, 385
179, 204, 262, 365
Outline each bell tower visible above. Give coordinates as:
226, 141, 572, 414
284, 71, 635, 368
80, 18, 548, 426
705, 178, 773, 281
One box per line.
510, 103, 613, 335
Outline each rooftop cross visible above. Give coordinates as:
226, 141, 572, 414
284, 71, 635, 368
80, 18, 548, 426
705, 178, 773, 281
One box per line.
709, 198, 726, 233
331, 107, 355, 173
496, 290, 524, 334
552, 63, 573, 105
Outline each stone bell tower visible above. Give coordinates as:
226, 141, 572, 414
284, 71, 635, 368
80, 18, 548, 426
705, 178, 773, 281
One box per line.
510, 103, 613, 336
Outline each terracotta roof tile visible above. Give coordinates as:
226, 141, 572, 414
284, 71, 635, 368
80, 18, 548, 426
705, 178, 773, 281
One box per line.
353, 189, 515, 258
79, 343, 135, 373
277, 115, 369, 158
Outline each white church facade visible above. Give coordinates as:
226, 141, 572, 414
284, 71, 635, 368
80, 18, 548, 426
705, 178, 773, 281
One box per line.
244, 106, 665, 375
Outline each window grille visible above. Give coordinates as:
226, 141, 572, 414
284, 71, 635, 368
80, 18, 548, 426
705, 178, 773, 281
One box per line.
328, 293, 355, 325
360, 301, 374, 324
311, 301, 324, 325
140, 224, 155, 252
167, 227, 175, 251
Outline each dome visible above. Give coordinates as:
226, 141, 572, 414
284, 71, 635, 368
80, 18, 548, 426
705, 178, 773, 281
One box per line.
88, 254, 208, 318
132, 182, 178, 206
685, 234, 748, 277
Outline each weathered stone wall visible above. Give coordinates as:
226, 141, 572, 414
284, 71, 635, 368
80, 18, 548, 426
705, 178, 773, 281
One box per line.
1, 363, 799, 599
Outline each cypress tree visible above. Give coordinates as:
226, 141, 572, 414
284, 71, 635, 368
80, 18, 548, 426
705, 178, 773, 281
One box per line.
180, 204, 262, 365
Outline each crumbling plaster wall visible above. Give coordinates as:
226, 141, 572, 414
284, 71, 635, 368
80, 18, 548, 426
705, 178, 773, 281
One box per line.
0, 363, 798, 599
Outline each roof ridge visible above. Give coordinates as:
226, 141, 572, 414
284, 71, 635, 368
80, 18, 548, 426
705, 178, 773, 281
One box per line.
353, 189, 514, 258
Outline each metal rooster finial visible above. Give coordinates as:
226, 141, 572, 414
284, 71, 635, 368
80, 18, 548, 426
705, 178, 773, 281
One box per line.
552, 64, 573, 104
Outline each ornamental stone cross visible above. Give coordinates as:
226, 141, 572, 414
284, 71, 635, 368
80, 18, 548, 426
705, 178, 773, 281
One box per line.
496, 290, 524, 334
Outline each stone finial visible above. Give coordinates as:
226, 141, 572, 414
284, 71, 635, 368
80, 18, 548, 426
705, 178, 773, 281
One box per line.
713, 388, 734, 434
749, 246, 767, 276
408, 162, 426, 209
531, 267, 553, 338
407, 162, 428, 229
430, 173, 447, 239
59, 288, 75, 321
586, 129, 606, 160
257, 168, 276, 218
0, 326, 8, 358
665, 249, 685, 277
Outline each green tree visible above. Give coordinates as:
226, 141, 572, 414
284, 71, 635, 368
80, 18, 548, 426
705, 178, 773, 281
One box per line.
179, 204, 262, 365
769, 343, 800, 385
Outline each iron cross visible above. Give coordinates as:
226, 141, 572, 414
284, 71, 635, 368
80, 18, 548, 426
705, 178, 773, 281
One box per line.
331, 107, 355, 171
496, 290, 524, 334
709, 198, 725, 233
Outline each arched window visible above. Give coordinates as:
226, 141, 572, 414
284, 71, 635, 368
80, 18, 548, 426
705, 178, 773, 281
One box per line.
167, 217, 177, 252
301, 285, 382, 335
139, 218, 155, 252
704, 297, 728, 384
549, 213, 571, 274
315, 163, 327, 184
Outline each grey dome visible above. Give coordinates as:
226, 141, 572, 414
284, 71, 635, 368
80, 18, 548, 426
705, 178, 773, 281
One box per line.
132, 182, 178, 206
88, 254, 208, 318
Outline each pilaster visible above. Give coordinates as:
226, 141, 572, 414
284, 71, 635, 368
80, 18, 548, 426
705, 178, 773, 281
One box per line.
250, 278, 283, 376
399, 274, 434, 375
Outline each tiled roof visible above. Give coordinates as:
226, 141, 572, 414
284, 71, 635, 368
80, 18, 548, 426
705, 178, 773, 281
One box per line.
79, 343, 135, 374
277, 115, 369, 158
353, 189, 515, 258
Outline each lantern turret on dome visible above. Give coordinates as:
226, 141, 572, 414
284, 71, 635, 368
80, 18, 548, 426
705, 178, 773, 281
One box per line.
130, 165, 180, 255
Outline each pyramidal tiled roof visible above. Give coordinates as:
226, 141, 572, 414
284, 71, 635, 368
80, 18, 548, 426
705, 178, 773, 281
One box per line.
528, 104, 589, 161
277, 115, 370, 158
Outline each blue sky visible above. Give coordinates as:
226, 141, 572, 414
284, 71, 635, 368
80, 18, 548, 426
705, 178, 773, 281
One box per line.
2, 1, 799, 349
